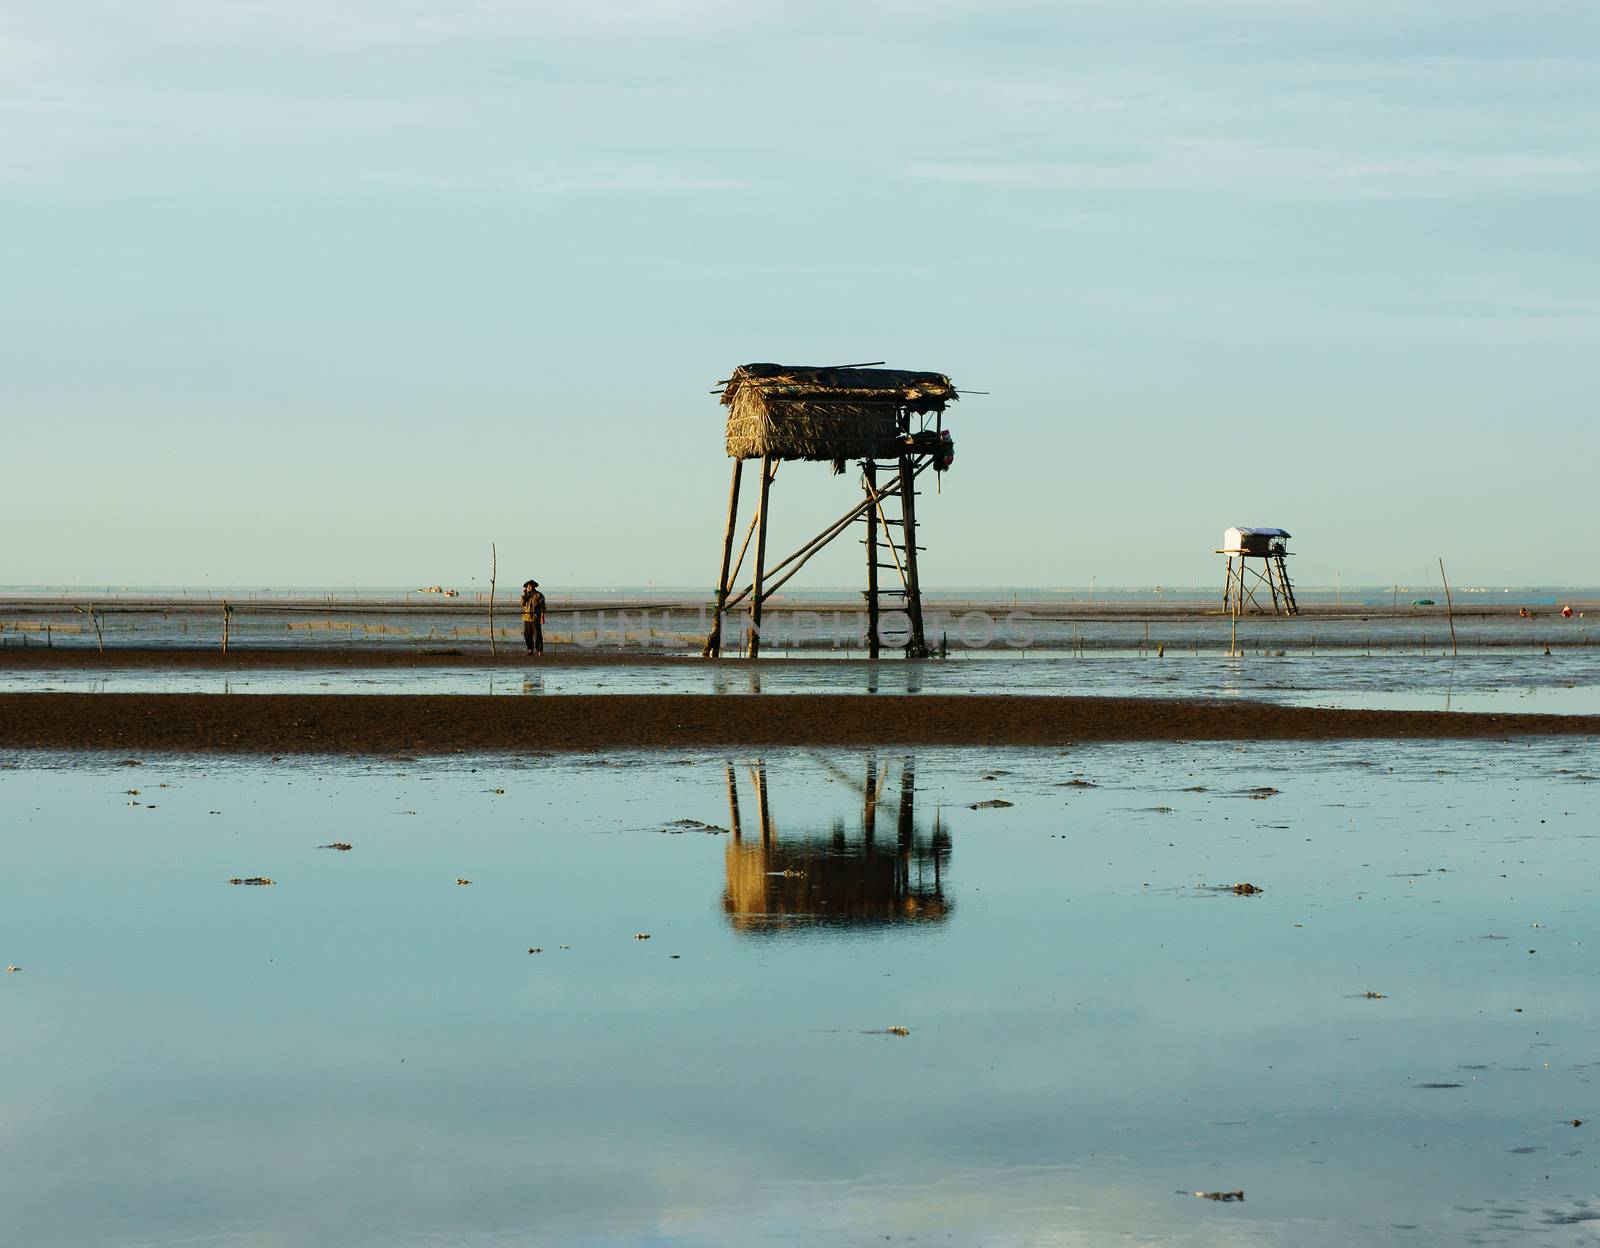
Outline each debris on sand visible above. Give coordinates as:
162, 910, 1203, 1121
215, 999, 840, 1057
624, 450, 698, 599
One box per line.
1244, 787, 1280, 799
125, 789, 140, 796
1414, 1082, 1463, 1089
1194, 1190, 1244, 1202
886, 1026, 910, 1037
6, 965, 20, 973
1573, 1119, 1584, 1128
634, 933, 651, 940
229, 877, 275, 886
660, 819, 728, 835
969, 799, 1014, 809
456, 879, 471, 886
1059, 779, 1097, 789
527, 947, 543, 954
1363, 991, 1388, 999
319, 842, 353, 851
1209, 882, 1264, 895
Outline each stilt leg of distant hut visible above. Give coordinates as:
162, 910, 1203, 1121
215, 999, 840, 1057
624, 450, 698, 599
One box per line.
704, 459, 745, 658
1222, 556, 1234, 614
898, 455, 928, 658
864, 462, 881, 659
748, 456, 773, 659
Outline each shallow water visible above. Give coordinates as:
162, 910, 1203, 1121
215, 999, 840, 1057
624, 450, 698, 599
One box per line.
3, 596, 1594, 655
3, 739, 1600, 1244
5, 650, 1599, 714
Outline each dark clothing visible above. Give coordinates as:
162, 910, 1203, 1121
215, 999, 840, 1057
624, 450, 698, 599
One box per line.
521, 588, 546, 654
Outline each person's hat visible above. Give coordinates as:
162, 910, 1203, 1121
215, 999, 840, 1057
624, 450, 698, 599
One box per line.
527, 580, 539, 588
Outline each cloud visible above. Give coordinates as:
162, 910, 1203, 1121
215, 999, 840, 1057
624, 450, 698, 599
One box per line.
906, 140, 1600, 200
517, 167, 748, 194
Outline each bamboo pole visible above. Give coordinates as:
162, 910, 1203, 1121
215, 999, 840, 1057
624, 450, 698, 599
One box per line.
703, 459, 744, 658
898, 455, 927, 658
726, 511, 758, 602
866, 477, 909, 589
1439, 558, 1458, 656
221, 600, 230, 654
488, 542, 498, 657
748, 456, 773, 659
864, 461, 880, 659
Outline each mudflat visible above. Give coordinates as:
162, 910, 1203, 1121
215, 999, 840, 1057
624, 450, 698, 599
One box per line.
1, 692, 1594, 755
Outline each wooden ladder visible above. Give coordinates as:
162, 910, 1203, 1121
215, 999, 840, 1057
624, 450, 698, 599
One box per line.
858, 456, 928, 658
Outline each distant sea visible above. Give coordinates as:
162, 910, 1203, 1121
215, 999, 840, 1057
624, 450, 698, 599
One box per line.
4, 585, 1596, 608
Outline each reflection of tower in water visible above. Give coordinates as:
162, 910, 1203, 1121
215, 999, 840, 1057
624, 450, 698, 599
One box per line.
722, 757, 952, 932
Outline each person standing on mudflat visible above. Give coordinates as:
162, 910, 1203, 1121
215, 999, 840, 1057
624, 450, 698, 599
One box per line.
521, 580, 546, 655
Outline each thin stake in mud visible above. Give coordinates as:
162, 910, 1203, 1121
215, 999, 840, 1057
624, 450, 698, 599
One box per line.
1439, 557, 1458, 657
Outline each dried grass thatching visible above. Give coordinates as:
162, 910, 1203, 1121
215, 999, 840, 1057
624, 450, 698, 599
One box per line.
720, 362, 957, 461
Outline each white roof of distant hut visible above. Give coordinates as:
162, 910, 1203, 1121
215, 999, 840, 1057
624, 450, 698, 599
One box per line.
1221, 527, 1292, 554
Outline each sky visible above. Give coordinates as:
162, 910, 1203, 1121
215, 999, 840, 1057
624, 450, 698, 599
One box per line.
3, 0, 1597, 591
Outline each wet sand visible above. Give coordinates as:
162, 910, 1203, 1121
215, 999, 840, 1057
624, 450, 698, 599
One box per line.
1, 692, 1594, 754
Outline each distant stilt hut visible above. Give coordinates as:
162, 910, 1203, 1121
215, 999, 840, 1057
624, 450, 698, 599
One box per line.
1218, 527, 1299, 616
703, 362, 959, 659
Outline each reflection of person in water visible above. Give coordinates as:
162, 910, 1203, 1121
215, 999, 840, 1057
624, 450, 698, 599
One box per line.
721, 757, 951, 931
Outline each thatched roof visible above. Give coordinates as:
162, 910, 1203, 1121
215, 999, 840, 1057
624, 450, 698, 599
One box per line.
720, 362, 957, 461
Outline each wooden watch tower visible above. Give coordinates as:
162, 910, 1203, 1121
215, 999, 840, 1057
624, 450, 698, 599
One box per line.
702, 362, 958, 660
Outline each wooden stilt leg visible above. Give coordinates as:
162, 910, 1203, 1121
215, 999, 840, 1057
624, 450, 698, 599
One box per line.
748, 455, 773, 659
864, 461, 881, 659
898, 455, 928, 658
704, 459, 744, 658
1223, 556, 1234, 614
